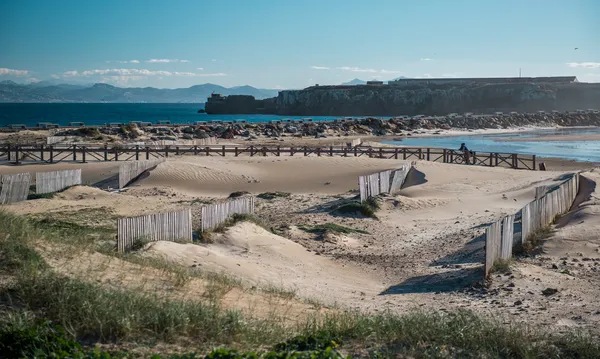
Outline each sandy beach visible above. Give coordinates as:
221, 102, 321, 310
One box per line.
2, 151, 599, 335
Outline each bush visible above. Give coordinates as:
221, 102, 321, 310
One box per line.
491, 259, 514, 274
522, 226, 555, 253
298, 223, 369, 235
229, 191, 250, 198
257, 192, 291, 200
332, 201, 378, 219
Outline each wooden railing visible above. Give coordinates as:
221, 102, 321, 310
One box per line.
0, 144, 537, 170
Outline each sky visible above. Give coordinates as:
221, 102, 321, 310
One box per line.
1, 0, 599, 89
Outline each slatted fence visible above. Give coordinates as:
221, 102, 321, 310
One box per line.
35, 169, 82, 194
117, 208, 192, 252
118, 158, 165, 188
145, 137, 218, 148
484, 173, 580, 278
0, 173, 31, 204
359, 163, 413, 202
200, 196, 255, 231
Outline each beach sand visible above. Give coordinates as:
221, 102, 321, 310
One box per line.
1, 146, 599, 334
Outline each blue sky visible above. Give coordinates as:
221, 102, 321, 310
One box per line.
1, 0, 599, 89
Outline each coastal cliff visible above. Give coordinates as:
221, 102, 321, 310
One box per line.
276, 83, 600, 116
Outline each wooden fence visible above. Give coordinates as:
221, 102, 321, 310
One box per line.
118, 158, 165, 188
146, 137, 218, 148
348, 138, 362, 147
359, 163, 413, 202
117, 208, 192, 252
0, 144, 537, 170
35, 169, 82, 194
0, 173, 31, 204
484, 173, 580, 278
200, 196, 255, 231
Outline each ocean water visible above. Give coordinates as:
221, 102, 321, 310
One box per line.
383, 127, 600, 162
0, 103, 346, 127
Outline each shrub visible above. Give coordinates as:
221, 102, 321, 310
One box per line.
491, 259, 514, 274
522, 226, 555, 253
333, 201, 378, 219
229, 191, 250, 198
257, 192, 291, 200
298, 223, 369, 235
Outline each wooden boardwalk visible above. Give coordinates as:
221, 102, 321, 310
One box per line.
0, 144, 537, 170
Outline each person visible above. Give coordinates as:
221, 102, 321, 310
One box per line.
458, 143, 471, 164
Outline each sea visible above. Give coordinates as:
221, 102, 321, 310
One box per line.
1, 103, 599, 163
383, 127, 600, 163
0, 103, 341, 126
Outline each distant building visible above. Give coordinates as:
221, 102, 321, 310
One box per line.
366, 80, 384, 86
388, 76, 577, 86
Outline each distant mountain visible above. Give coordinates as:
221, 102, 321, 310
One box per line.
342, 78, 367, 85
0, 82, 280, 103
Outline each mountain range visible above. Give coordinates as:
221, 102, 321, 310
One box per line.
0, 81, 280, 103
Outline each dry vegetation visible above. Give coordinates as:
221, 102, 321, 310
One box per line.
1, 209, 600, 358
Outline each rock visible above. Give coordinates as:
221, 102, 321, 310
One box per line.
542, 288, 559, 296
514, 300, 523, 306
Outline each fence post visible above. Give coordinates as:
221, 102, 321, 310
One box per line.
532, 155, 536, 171
7, 144, 11, 162
277, 146, 281, 156
146, 146, 150, 160
394, 148, 398, 159
418, 148, 422, 160
15, 145, 20, 165
316, 147, 321, 157
427, 148, 430, 161
442, 149, 447, 163
379, 148, 383, 158
222, 145, 226, 156
82, 147, 86, 163
135, 145, 139, 160
512, 154, 518, 169
72, 145, 77, 161
49, 145, 54, 163
104, 145, 108, 161
40, 144, 45, 161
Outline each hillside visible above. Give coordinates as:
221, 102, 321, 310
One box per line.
0, 82, 280, 103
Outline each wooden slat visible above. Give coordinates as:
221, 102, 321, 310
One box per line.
0, 172, 32, 204
117, 208, 192, 252
35, 169, 82, 194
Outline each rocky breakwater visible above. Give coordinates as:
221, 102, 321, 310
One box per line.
276, 83, 600, 116
51, 112, 600, 142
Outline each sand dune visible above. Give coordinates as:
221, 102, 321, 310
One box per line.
144, 222, 384, 304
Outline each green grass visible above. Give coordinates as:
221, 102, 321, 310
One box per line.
491, 259, 514, 274
257, 192, 292, 200
332, 199, 379, 219
522, 226, 555, 254
2, 210, 600, 358
298, 223, 370, 235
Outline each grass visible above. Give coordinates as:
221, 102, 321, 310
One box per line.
2, 210, 600, 357
332, 198, 380, 219
298, 223, 370, 235
198, 213, 267, 243
491, 258, 514, 274
257, 192, 291, 200
522, 226, 555, 254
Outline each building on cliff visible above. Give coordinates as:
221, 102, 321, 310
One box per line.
388, 76, 577, 86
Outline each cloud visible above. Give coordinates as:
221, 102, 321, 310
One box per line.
337, 66, 377, 73
441, 73, 459, 78
51, 74, 60, 79
421, 73, 434, 78
106, 60, 140, 64
567, 62, 600, 69
310, 66, 330, 70
27, 78, 41, 83
0, 68, 30, 77
212, 59, 217, 62
146, 59, 190, 63
197, 67, 204, 70
420, 58, 432, 61
63, 68, 227, 77
380, 69, 403, 74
